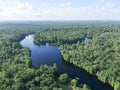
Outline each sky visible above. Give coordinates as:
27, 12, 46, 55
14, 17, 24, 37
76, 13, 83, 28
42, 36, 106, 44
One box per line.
0, 0, 120, 21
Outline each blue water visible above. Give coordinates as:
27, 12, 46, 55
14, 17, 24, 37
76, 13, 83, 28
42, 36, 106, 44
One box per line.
85, 37, 90, 43
20, 35, 113, 90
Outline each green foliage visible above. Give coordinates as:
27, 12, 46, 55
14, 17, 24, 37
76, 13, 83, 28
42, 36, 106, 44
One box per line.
1, 22, 120, 89
114, 83, 120, 90
83, 84, 91, 90
26, 58, 32, 68
32, 23, 120, 89
71, 79, 78, 87
0, 25, 60, 89
58, 73, 69, 84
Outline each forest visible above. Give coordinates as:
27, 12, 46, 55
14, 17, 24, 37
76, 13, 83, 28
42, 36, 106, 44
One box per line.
0, 23, 90, 90
0, 22, 120, 90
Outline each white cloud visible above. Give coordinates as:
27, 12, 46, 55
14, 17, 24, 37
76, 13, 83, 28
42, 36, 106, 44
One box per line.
66, 1, 72, 7
59, 1, 72, 8
0, 0, 43, 20
93, 2, 120, 18
39, 1, 119, 20
46, 2, 120, 20
0, 0, 120, 21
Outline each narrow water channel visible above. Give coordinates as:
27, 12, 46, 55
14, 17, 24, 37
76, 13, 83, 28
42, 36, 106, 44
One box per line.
20, 35, 113, 90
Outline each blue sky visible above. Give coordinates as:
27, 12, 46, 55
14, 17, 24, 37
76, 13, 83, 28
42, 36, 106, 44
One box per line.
0, 0, 120, 21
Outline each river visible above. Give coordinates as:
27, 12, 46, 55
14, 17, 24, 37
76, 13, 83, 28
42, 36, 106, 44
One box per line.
20, 35, 113, 90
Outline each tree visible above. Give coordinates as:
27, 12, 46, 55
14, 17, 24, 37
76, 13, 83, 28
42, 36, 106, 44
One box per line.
26, 58, 32, 68
71, 79, 78, 87
58, 73, 68, 84
114, 83, 120, 90
83, 84, 91, 90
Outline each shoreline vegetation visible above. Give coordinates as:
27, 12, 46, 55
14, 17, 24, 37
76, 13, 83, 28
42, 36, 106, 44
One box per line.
0, 22, 119, 90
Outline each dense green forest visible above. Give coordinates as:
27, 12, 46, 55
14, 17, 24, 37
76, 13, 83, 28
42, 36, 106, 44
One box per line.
0, 23, 91, 90
32, 23, 120, 90
0, 22, 120, 90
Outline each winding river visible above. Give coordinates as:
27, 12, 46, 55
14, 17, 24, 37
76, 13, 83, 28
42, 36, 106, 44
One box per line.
20, 35, 113, 90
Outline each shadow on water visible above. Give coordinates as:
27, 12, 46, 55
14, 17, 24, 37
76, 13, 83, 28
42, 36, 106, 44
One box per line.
20, 35, 113, 90
61, 60, 113, 90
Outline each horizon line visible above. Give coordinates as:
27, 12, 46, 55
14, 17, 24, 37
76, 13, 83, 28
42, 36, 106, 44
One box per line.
0, 20, 120, 22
